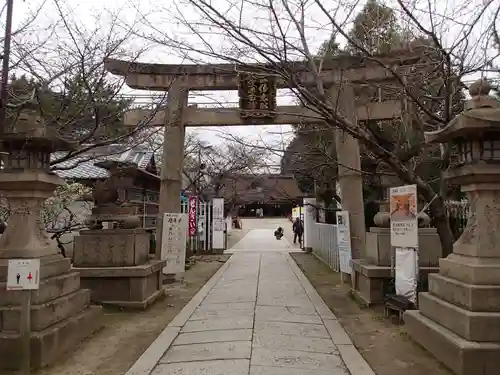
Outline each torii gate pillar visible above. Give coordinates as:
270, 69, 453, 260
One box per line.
329, 83, 366, 264
156, 80, 188, 259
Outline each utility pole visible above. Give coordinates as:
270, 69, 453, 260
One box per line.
0, 0, 15, 137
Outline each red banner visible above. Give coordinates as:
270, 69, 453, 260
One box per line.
188, 196, 197, 236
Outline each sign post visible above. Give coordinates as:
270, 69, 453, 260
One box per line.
161, 213, 188, 276
212, 198, 225, 250
390, 184, 419, 304
7, 258, 41, 375
336, 211, 352, 282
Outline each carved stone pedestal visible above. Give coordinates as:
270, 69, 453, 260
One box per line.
73, 229, 165, 309
351, 227, 441, 305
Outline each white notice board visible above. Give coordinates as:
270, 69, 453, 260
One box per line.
212, 198, 225, 250
161, 213, 188, 274
336, 211, 352, 275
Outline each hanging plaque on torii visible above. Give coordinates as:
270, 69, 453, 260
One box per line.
238, 72, 277, 121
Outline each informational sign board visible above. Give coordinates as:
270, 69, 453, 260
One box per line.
7, 259, 41, 290
390, 184, 418, 248
336, 211, 352, 274
188, 196, 197, 237
390, 184, 419, 304
212, 198, 225, 250
291, 207, 304, 221
161, 213, 188, 275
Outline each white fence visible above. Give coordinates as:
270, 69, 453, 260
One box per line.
311, 223, 340, 272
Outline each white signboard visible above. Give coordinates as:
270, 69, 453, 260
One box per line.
7, 259, 41, 290
161, 213, 188, 275
212, 198, 225, 250
390, 184, 419, 304
336, 211, 352, 274
390, 184, 418, 248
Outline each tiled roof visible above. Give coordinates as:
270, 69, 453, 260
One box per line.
51, 144, 155, 180
219, 174, 303, 202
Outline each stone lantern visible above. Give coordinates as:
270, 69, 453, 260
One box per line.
405, 79, 500, 375
0, 107, 102, 370
72, 160, 165, 309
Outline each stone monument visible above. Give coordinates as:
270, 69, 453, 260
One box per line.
351, 173, 442, 305
73, 161, 165, 309
0, 109, 102, 370
405, 79, 500, 375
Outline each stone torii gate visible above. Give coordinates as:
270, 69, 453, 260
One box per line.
104, 54, 419, 260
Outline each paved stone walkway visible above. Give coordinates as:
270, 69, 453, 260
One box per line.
127, 229, 373, 375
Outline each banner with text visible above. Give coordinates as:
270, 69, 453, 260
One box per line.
161, 213, 188, 275
336, 211, 352, 274
390, 184, 418, 248
188, 196, 197, 237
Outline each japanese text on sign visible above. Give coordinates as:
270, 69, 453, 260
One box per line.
161, 213, 188, 275
188, 196, 197, 237
390, 184, 418, 248
238, 73, 277, 120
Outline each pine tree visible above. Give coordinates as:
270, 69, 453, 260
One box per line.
347, 0, 402, 54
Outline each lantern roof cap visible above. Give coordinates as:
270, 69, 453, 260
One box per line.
425, 79, 500, 143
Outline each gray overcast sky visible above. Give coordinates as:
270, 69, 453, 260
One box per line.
9, 0, 499, 152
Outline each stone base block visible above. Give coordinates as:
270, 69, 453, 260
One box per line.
366, 227, 442, 267
404, 310, 500, 375
440, 253, 500, 285
419, 292, 500, 342
352, 259, 438, 305
0, 305, 102, 370
428, 273, 500, 312
1, 288, 91, 333
73, 260, 165, 309
73, 229, 150, 267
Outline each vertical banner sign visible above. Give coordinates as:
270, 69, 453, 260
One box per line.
212, 198, 225, 250
161, 213, 188, 275
390, 184, 419, 304
336, 211, 352, 274
188, 196, 197, 237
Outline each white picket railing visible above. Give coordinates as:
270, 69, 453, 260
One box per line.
311, 223, 340, 272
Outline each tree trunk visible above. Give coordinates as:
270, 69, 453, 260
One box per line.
428, 195, 454, 257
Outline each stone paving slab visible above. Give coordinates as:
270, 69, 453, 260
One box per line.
253, 320, 331, 338
250, 365, 333, 375
173, 329, 253, 345
250, 348, 347, 372
151, 359, 250, 375
253, 333, 337, 354
126, 229, 374, 375
161, 341, 252, 363
255, 305, 323, 324
189, 307, 255, 321
181, 316, 254, 333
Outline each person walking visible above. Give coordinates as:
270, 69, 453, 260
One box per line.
292, 217, 304, 246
